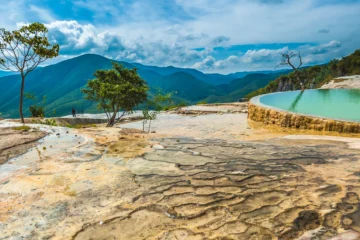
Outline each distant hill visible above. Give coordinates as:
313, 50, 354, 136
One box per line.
228, 69, 292, 79
0, 54, 284, 118
131, 62, 235, 85
0, 70, 15, 78
151, 72, 221, 101
203, 73, 286, 103
247, 49, 360, 98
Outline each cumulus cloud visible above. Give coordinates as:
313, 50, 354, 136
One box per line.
3, 0, 359, 72
303, 40, 341, 55
44, 20, 208, 66
210, 36, 230, 47
241, 47, 289, 63
323, 40, 341, 48
300, 40, 343, 65
175, 32, 209, 42
46, 21, 100, 54
192, 56, 216, 69
30, 20, 351, 72
40, 21, 350, 72
193, 55, 240, 70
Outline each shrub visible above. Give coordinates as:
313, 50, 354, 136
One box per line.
29, 105, 44, 118
43, 118, 57, 126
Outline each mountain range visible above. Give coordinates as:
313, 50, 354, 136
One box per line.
0, 54, 288, 118
0, 71, 15, 78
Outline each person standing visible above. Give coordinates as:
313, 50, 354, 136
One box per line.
72, 108, 76, 117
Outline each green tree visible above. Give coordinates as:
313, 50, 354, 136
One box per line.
25, 93, 47, 117
0, 22, 59, 123
82, 62, 148, 127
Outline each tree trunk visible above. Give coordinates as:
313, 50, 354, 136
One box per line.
19, 74, 25, 123
148, 120, 152, 133
107, 111, 117, 127
295, 71, 305, 91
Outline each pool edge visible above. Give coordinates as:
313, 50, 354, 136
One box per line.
248, 92, 360, 133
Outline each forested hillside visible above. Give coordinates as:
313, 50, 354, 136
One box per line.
247, 50, 360, 98
0, 54, 287, 118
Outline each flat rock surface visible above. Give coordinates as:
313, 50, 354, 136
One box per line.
178, 103, 248, 113
321, 75, 360, 89
0, 127, 47, 165
119, 112, 256, 140
1, 113, 360, 239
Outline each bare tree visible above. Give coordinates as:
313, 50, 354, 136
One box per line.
278, 51, 304, 90
0, 22, 59, 123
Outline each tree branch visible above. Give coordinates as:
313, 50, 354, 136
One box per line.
115, 111, 127, 123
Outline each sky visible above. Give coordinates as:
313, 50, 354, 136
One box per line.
1, 0, 360, 73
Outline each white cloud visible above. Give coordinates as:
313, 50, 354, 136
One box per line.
193, 56, 216, 69
29, 5, 55, 23
45, 21, 100, 54
193, 55, 240, 70
323, 40, 341, 49
300, 40, 343, 65
241, 47, 289, 64
40, 20, 353, 73
44, 20, 209, 66
2, 0, 359, 72
210, 36, 230, 47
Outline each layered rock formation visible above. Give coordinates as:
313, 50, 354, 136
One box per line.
248, 103, 360, 133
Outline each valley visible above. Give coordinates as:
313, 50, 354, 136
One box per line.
0, 54, 287, 118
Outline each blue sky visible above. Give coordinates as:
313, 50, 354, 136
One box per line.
1, 0, 360, 73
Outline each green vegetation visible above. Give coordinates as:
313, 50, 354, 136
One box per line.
65, 123, 97, 129
163, 101, 188, 111
12, 125, 31, 131
197, 101, 207, 105
29, 105, 45, 118
25, 93, 47, 117
247, 49, 360, 99
82, 62, 148, 127
0, 22, 59, 123
0, 54, 290, 118
30, 118, 57, 126
43, 118, 57, 126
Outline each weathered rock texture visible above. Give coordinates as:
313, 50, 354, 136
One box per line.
2, 122, 360, 239
0, 127, 47, 164
321, 75, 360, 89
248, 102, 360, 133
73, 138, 360, 240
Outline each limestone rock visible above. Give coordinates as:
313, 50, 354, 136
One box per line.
153, 144, 165, 150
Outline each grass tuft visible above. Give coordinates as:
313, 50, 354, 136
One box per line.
12, 125, 31, 131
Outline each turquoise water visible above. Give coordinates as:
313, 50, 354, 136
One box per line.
258, 89, 360, 122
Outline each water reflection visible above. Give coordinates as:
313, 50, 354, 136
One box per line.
347, 89, 360, 104
317, 89, 331, 102
261, 89, 360, 122
289, 91, 304, 111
